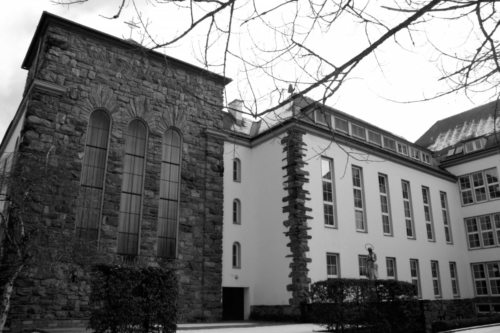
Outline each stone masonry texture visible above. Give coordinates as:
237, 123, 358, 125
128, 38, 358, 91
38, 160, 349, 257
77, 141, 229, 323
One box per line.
7, 14, 226, 330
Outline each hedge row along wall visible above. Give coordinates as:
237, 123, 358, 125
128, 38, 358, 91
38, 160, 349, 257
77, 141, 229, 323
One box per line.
89, 265, 177, 333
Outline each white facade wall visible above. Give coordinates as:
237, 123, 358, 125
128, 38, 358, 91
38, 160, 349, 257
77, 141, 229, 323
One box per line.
445, 154, 500, 269
304, 134, 473, 300
222, 137, 291, 317
222, 128, 499, 311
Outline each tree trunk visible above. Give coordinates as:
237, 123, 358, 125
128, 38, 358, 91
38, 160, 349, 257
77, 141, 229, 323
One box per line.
0, 263, 23, 332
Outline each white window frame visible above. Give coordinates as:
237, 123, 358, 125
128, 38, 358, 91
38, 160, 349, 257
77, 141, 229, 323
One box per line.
314, 109, 331, 126
368, 130, 382, 146
397, 142, 408, 156
402, 180, 415, 239
449, 262, 460, 297
233, 158, 241, 182
378, 173, 393, 236
327, 253, 340, 278
471, 261, 500, 296
410, 259, 422, 298
459, 168, 500, 205
431, 260, 442, 298
422, 186, 435, 241
233, 199, 241, 225
465, 213, 500, 249
351, 123, 366, 141
321, 157, 337, 227
352, 166, 367, 232
386, 257, 397, 280
359, 255, 368, 277
383, 136, 397, 151
232, 242, 241, 269
440, 191, 453, 244
334, 117, 349, 134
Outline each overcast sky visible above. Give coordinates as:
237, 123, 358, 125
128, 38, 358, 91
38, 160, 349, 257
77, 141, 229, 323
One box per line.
0, 1, 494, 144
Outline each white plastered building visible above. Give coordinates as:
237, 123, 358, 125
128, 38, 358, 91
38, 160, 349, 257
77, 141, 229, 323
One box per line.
219, 97, 500, 320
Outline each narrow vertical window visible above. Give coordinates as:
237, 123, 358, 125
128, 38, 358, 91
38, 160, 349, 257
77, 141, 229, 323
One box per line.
449, 262, 460, 297
410, 259, 421, 298
440, 192, 453, 243
233, 158, 241, 182
232, 242, 241, 268
322, 157, 336, 227
358, 255, 368, 277
233, 199, 241, 224
352, 166, 366, 232
117, 120, 147, 256
378, 174, 392, 235
157, 129, 182, 258
431, 260, 442, 297
386, 257, 397, 279
326, 253, 339, 278
472, 263, 489, 295
422, 186, 435, 241
402, 181, 415, 239
76, 110, 110, 241
485, 168, 500, 199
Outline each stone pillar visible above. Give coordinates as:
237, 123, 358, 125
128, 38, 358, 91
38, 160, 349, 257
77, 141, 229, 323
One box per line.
281, 128, 312, 311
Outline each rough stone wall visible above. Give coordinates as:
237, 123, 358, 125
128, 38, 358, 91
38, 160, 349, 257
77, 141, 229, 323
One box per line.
8, 21, 225, 329
281, 128, 312, 310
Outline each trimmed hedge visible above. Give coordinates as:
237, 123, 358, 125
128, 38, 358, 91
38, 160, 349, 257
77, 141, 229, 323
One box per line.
432, 315, 500, 332
305, 278, 423, 333
89, 265, 178, 333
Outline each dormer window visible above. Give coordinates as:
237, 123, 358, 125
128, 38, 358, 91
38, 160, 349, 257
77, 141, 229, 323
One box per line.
351, 124, 366, 140
397, 142, 408, 156
315, 109, 331, 126
464, 137, 487, 154
334, 117, 349, 133
368, 131, 382, 146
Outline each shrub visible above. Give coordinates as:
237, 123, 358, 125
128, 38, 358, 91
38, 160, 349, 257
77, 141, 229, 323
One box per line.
89, 265, 178, 333
306, 278, 423, 333
432, 315, 500, 332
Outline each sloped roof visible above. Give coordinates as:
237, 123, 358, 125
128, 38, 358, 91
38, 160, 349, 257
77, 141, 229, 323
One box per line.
416, 100, 500, 151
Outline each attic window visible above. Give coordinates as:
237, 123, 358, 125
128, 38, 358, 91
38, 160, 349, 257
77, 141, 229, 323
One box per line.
351, 124, 366, 140
410, 148, 421, 160
446, 148, 455, 157
422, 153, 431, 164
383, 137, 397, 151
334, 117, 349, 133
368, 131, 382, 146
464, 137, 487, 154
315, 110, 331, 126
455, 145, 464, 154
397, 142, 408, 156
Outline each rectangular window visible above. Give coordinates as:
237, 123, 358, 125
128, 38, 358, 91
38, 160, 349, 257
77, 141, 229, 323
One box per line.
397, 142, 408, 156
410, 259, 421, 298
440, 192, 453, 243
378, 173, 392, 235
327, 253, 340, 278
449, 262, 460, 297
422, 186, 435, 241
314, 109, 331, 126
383, 136, 397, 151
321, 157, 336, 227
368, 130, 382, 146
352, 166, 366, 232
410, 147, 421, 160
422, 153, 431, 164
459, 168, 500, 205
465, 213, 500, 249
351, 123, 366, 140
402, 180, 415, 238
334, 117, 349, 133
386, 257, 397, 279
472, 261, 500, 296
431, 260, 442, 297
359, 255, 368, 277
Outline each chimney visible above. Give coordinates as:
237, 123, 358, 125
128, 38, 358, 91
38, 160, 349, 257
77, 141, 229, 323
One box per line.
228, 99, 243, 124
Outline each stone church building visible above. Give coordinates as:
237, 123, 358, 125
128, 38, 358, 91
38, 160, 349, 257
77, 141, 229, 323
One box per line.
1, 12, 229, 330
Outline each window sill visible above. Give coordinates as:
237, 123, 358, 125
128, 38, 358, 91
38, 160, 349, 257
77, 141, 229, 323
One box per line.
324, 224, 338, 229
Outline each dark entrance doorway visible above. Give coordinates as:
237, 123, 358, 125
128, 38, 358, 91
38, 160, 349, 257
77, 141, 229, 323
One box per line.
222, 287, 244, 320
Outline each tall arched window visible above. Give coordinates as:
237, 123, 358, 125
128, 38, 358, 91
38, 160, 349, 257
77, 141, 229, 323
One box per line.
76, 110, 110, 241
232, 242, 241, 268
117, 119, 148, 255
233, 199, 241, 224
157, 129, 182, 258
233, 158, 241, 182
